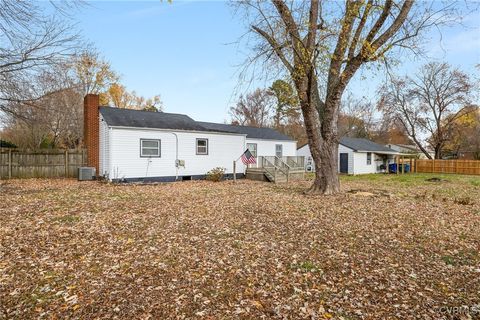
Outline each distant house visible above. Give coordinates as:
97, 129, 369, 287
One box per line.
386, 144, 433, 159
83, 94, 297, 182
297, 137, 401, 175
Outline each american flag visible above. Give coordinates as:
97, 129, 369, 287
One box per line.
240, 149, 256, 165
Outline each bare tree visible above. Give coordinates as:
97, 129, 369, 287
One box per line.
236, 0, 458, 194
378, 77, 433, 158
0, 1, 81, 114
230, 88, 273, 127
1, 65, 84, 149
411, 62, 472, 158
379, 62, 472, 159
339, 94, 375, 138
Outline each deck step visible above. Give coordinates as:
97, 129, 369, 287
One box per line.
246, 168, 288, 183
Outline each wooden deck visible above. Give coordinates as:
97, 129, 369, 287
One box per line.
246, 156, 305, 183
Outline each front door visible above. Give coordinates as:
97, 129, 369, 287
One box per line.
339, 153, 348, 174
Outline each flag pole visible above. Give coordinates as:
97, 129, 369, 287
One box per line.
233, 151, 244, 183
234, 149, 255, 183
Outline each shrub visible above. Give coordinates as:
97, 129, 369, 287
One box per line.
0, 139, 16, 148
206, 167, 226, 182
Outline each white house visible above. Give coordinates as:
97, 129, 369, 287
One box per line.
297, 137, 401, 175
84, 94, 297, 182
386, 143, 434, 159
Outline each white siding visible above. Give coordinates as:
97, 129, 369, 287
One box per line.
297, 144, 315, 171
108, 127, 246, 180
99, 114, 111, 177
352, 152, 397, 174
296, 143, 355, 174
338, 144, 355, 174
352, 152, 377, 174
247, 138, 297, 157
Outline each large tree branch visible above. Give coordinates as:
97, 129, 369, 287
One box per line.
271, 0, 301, 44
251, 25, 294, 73
327, 0, 358, 93
305, 0, 319, 53
369, 0, 415, 52
364, 0, 393, 44
348, 0, 373, 60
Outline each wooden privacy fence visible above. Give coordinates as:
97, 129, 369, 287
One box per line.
398, 158, 480, 175
414, 159, 480, 175
0, 148, 86, 179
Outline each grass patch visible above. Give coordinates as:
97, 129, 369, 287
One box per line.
442, 255, 456, 266
292, 261, 322, 273
442, 251, 479, 266
470, 179, 480, 187
52, 215, 81, 224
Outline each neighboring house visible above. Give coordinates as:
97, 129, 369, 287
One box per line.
386, 144, 434, 159
84, 94, 296, 182
297, 137, 401, 175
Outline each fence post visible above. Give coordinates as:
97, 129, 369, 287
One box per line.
8, 149, 12, 179
64, 150, 69, 177
432, 159, 435, 173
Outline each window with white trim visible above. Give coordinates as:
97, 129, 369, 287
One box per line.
196, 138, 208, 155
275, 144, 283, 157
140, 139, 161, 157
246, 143, 257, 157
367, 152, 372, 165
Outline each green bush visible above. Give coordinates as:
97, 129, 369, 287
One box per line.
206, 167, 226, 182
0, 139, 16, 148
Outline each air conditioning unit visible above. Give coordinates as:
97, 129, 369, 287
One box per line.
78, 167, 96, 181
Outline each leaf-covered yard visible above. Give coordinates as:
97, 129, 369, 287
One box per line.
1, 174, 479, 319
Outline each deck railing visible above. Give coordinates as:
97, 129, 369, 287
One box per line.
248, 156, 305, 182
281, 156, 305, 170
252, 156, 305, 170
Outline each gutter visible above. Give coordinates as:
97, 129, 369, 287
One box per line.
106, 125, 248, 137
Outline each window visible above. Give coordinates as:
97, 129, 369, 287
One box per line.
196, 138, 208, 155
275, 144, 283, 158
246, 143, 257, 157
140, 139, 160, 157
367, 152, 372, 165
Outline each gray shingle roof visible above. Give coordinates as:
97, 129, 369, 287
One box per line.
99, 107, 294, 140
298, 137, 400, 153
99, 107, 229, 133
340, 137, 398, 153
197, 122, 293, 141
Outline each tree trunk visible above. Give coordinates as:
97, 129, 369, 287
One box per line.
434, 145, 442, 159
297, 73, 340, 195
410, 136, 432, 159
306, 137, 340, 194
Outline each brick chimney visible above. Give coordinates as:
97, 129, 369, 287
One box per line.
84, 94, 100, 174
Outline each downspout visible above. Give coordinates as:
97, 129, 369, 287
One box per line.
171, 132, 179, 181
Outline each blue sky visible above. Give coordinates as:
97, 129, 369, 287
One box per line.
75, 1, 480, 123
